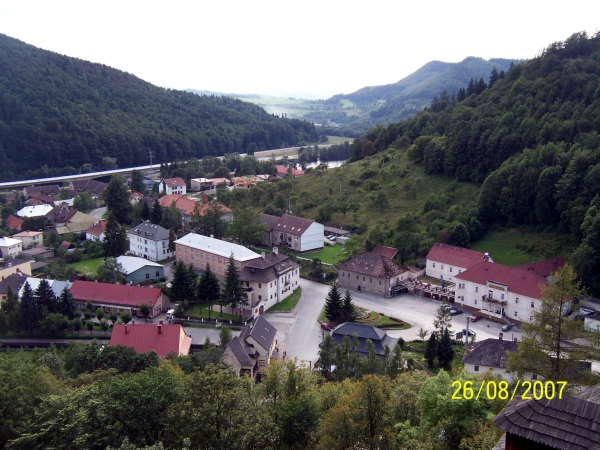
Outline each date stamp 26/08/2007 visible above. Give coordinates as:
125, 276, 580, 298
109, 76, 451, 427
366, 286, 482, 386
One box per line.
451, 380, 567, 401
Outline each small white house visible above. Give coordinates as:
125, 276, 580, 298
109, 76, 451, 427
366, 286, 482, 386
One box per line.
159, 178, 186, 196
261, 213, 324, 252
0, 237, 23, 259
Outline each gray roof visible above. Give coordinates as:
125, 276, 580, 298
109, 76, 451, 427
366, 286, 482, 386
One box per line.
19, 278, 73, 298
116, 256, 163, 275
225, 337, 256, 368
239, 252, 300, 283
239, 315, 277, 352
127, 221, 170, 241
261, 213, 317, 236
175, 233, 260, 262
337, 252, 407, 279
0, 273, 28, 295
331, 322, 398, 357
462, 338, 517, 368
493, 383, 600, 450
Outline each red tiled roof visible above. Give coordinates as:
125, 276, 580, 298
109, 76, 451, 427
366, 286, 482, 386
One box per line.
110, 323, 192, 357
69, 280, 164, 308
275, 166, 304, 176
426, 242, 489, 269
158, 194, 231, 217
59, 240, 74, 250
455, 261, 548, 299
85, 220, 107, 237
337, 252, 407, 279
129, 192, 144, 200
162, 177, 186, 187
372, 246, 398, 259
6, 215, 23, 231
515, 258, 566, 278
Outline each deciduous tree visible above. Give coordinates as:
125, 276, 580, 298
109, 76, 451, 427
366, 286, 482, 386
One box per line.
103, 174, 131, 224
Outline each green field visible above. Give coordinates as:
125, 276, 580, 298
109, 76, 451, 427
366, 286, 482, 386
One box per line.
267, 287, 302, 312
303, 243, 348, 265
70, 257, 104, 276
325, 135, 354, 145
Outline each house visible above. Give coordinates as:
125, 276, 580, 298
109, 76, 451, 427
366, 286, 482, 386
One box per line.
5, 215, 23, 231
209, 177, 230, 187
21, 246, 54, 261
126, 221, 172, 261
28, 191, 57, 205
275, 165, 304, 178
223, 337, 260, 378
45, 206, 78, 227
69, 280, 169, 317
54, 212, 97, 235
190, 178, 214, 192
371, 245, 398, 259
0, 237, 23, 259
174, 233, 260, 283
236, 315, 277, 367
158, 194, 232, 230
261, 213, 324, 252
238, 248, 301, 317
454, 261, 548, 322
337, 252, 410, 296
85, 220, 107, 242
22, 184, 61, 197
16, 204, 54, 218
110, 322, 192, 357
0, 273, 28, 302
0, 258, 32, 282
426, 242, 493, 282
515, 257, 566, 280
159, 177, 187, 195
492, 383, 600, 450
68, 179, 108, 196
129, 192, 144, 205
116, 256, 164, 285
12, 231, 43, 249
19, 277, 72, 298
462, 337, 518, 381
330, 322, 399, 360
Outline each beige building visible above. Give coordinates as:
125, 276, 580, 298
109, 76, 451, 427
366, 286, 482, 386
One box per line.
12, 231, 43, 249
337, 252, 409, 296
0, 258, 32, 282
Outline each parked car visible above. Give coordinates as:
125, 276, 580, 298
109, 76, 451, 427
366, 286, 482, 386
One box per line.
470, 315, 482, 322
462, 328, 476, 337
328, 235, 337, 241
321, 323, 333, 331
441, 303, 453, 311
450, 309, 463, 315
501, 323, 513, 332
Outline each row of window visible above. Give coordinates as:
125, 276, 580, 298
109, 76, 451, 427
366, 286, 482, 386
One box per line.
179, 247, 240, 269
431, 262, 461, 274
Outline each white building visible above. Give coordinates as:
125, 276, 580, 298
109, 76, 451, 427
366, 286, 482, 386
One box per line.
425, 242, 493, 283
0, 237, 23, 259
454, 261, 548, 322
126, 222, 173, 262
261, 213, 324, 252
12, 231, 43, 249
238, 248, 300, 317
16, 204, 54, 218
159, 177, 186, 196
462, 338, 518, 381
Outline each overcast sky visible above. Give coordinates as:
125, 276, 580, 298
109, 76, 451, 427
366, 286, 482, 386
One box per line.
0, 0, 598, 98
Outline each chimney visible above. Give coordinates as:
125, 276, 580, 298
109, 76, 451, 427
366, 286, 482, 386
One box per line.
132, 320, 135, 325
514, 338, 518, 342
158, 322, 162, 334
261, 252, 265, 259
125, 324, 128, 334
273, 247, 278, 255
499, 332, 503, 340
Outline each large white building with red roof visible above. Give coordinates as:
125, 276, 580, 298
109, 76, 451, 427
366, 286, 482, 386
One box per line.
110, 322, 192, 357
454, 261, 549, 322
69, 280, 169, 317
425, 242, 493, 282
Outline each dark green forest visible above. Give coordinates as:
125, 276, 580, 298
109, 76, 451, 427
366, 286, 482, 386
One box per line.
0, 34, 320, 181
349, 31, 600, 295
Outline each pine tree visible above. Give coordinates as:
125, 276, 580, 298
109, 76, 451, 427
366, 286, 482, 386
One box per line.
3, 286, 18, 314
170, 260, 193, 305
103, 212, 128, 257
57, 286, 79, 320
150, 198, 163, 225
488, 66, 499, 88
103, 174, 131, 224
466, 78, 475, 96
20, 282, 39, 333
35, 279, 56, 315
324, 283, 342, 323
424, 332, 438, 367
456, 87, 466, 102
197, 263, 220, 319
387, 343, 405, 378
475, 77, 487, 95
317, 333, 335, 380
168, 228, 176, 253
140, 200, 151, 221
341, 290, 357, 322
437, 327, 454, 367
221, 254, 246, 318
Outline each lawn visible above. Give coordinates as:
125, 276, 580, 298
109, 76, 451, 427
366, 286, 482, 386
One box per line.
185, 304, 239, 321
326, 135, 355, 145
303, 243, 348, 265
267, 287, 302, 312
70, 257, 104, 276
357, 312, 411, 330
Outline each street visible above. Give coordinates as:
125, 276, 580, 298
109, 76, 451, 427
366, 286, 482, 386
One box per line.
89, 206, 106, 219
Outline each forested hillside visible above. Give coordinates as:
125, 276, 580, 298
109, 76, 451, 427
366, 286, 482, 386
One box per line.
349, 31, 600, 295
0, 34, 320, 181
306, 57, 519, 137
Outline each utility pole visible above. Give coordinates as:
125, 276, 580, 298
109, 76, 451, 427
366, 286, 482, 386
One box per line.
147, 148, 154, 166
465, 317, 470, 346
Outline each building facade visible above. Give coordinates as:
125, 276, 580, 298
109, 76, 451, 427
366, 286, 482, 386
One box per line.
12, 231, 43, 249
337, 252, 409, 296
0, 237, 23, 259
426, 242, 493, 283
127, 221, 172, 261
116, 255, 165, 285
159, 177, 187, 195
261, 213, 324, 252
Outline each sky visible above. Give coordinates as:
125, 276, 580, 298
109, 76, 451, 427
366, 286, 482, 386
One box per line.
0, 0, 598, 98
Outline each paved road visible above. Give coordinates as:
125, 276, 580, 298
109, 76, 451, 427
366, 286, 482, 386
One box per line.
89, 206, 106, 219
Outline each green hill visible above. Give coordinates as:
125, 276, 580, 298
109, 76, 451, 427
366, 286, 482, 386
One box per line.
0, 34, 320, 181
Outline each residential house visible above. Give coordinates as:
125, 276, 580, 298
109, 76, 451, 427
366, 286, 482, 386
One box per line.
21, 246, 54, 261
0, 237, 23, 259
0, 273, 28, 302
462, 337, 518, 381
68, 179, 107, 197
19, 277, 72, 298
515, 257, 566, 280
129, 192, 144, 205
238, 248, 300, 317
223, 337, 260, 378
190, 178, 214, 192
209, 177, 230, 187
159, 177, 187, 195
371, 245, 398, 259
426, 242, 493, 283
110, 322, 192, 357
116, 256, 165, 285
5, 215, 23, 231
174, 233, 260, 283
22, 184, 60, 197
69, 280, 169, 317
54, 212, 96, 235
12, 231, 43, 249
16, 204, 54, 219
126, 221, 172, 261
28, 191, 58, 205
236, 315, 277, 368
337, 252, 410, 296
159, 194, 232, 230
275, 165, 304, 178
261, 213, 324, 252
85, 220, 107, 242
492, 383, 600, 450
329, 323, 398, 360
454, 261, 549, 322
45, 206, 78, 227
0, 258, 32, 281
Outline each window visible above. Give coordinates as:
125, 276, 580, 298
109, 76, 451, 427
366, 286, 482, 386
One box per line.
450, 267, 453, 272
258, 283, 261, 288
433, 263, 435, 268
218, 258, 222, 264
218, 268, 222, 273
474, 299, 477, 305
145, 239, 148, 244
379, 280, 381, 285
461, 296, 464, 301
201, 253, 204, 258
459, 269, 462, 274
474, 365, 480, 372
212, 265, 216, 271
501, 293, 505, 300
196, 252, 199, 256
475, 287, 478, 293
531, 302, 535, 308
146, 273, 150, 279
212, 256, 215, 261
441, 275, 443, 280
156, 271, 159, 277
258, 295, 262, 300
370, 278, 372, 283
515, 297, 519, 304
514, 311, 518, 317
185, 258, 188, 262
363, 277, 365, 281
178, 246, 182, 251
185, 248, 188, 253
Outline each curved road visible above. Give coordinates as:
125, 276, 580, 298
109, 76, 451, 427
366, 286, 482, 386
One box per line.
89, 207, 107, 220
